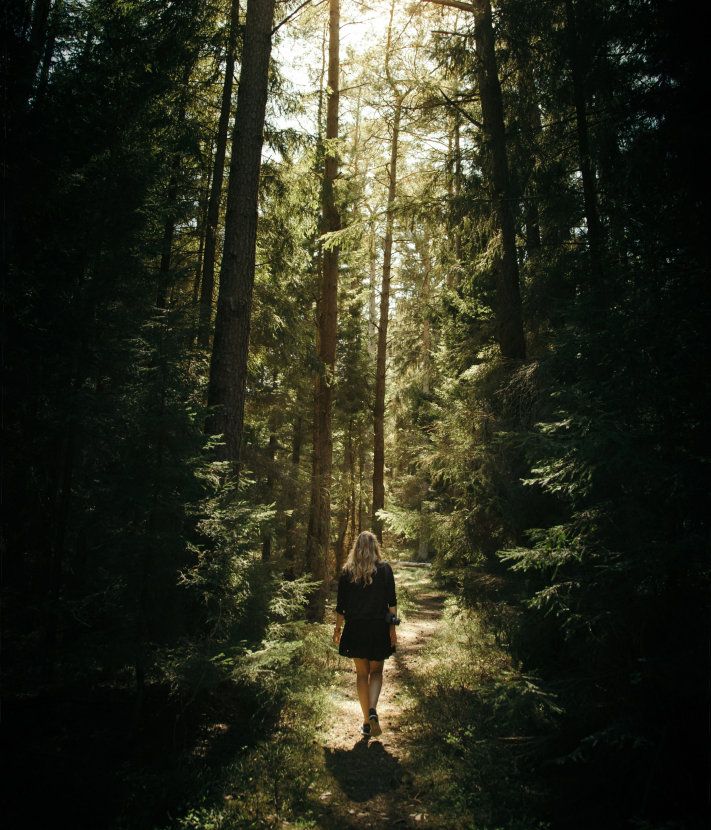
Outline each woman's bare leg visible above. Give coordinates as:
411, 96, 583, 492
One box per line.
353, 658, 371, 721
368, 660, 384, 710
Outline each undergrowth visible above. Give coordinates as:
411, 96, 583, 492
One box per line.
145, 621, 338, 830
398, 593, 556, 830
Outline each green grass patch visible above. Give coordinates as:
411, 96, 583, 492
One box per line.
395, 596, 557, 830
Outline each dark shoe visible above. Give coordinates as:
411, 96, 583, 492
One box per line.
360, 722, 371, 737
369, 710, 382, 737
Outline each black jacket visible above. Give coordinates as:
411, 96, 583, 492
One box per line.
336, 561, 397, 621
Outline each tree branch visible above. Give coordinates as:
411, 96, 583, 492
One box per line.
439, 87, 482, 129
272, 0, 327, 35
421, 0, 476, 14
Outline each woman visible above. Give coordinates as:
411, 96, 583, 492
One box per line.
332, 530, 398, 737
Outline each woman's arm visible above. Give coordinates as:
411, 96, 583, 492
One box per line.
333, 611, 345, 645
334, 572, 346, 645
388, 605, 398, 646
386, 564, 398, 646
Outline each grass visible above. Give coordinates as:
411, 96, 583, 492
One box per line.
384, 582, 556, 830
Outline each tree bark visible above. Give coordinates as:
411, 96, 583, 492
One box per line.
36, 0, 63, 100
515, 51, 542, 256
205, 0, 276, 466
473, 0, 526, 360
304, 0, 340, 620
192, 143, 214, 306
367, 220, 378, 357
261, 430, 277, 560
418, 231, 433, 393
156, 64, 192, 309
334, 501, 349, 576
564, 0, 604, 281
372, 97, 401, 542
347, 421, 357, 553
16, 0, 52, 105
198, 0, 240, 348
447, 111, 463, 284
284, 414, 302, 575
372, 0, 402, 543
358, 441, 365, 534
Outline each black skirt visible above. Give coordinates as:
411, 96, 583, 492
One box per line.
338, 617, 395, 661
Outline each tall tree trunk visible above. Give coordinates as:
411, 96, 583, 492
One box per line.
372, 97, 401, 542
198, 0, 240, 348
304, 0, 340, 620
417, 499, 430, 562
515, 51, 542, 257
418, 231, 433, 393
473, 0, 526, 360
415, 232, 433, 562
598, 103, 627, 268
36, 0, 63, 100
447, 111, 463, 284
316, 16, 327, 137
284, 414, 302, 576
358, 442, 365, 534
347, 422, 357, 552
16, 0, 52, 105
334, 503, 349, 574
156, 64, 192, 310
192, 143, 214, 306
564, 0, 604, 281
372, 0, 402, 543
155, 163, 179, 309
205, 0, 276, 466
261, 430, 277, 560
453, 112, 462, 201
367, 220, 378, 357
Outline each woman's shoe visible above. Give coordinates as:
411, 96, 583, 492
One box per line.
360, 722, 371, 737
369, 710, 382, 737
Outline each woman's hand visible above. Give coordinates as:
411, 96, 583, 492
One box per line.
388, 605, 398, 648
333, 626, 341, 645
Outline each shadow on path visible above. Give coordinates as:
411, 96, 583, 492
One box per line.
324, 738, 404, 802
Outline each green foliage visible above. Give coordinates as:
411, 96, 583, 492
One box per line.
388, 2, 709, 826
399, 597, 557, 829
149, 622, 336, 830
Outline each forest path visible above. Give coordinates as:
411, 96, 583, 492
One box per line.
304, 562, 447, 829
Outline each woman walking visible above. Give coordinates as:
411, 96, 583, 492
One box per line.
333, 531, 398, 737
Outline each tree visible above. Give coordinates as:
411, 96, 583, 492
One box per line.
563, 0, 605, 284
304, 0, 341, 619
472, 0, 525, 360
372, 0, 406, 541
424, 0, 526, 359
198, 0, 241, 348
206, 0, 277, 466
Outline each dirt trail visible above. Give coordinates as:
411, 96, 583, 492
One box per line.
308, 563, 447, 829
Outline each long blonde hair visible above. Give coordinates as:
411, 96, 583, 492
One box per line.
343, 531, 382, 585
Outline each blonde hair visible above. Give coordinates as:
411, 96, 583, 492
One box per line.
343, 531, 382, 586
